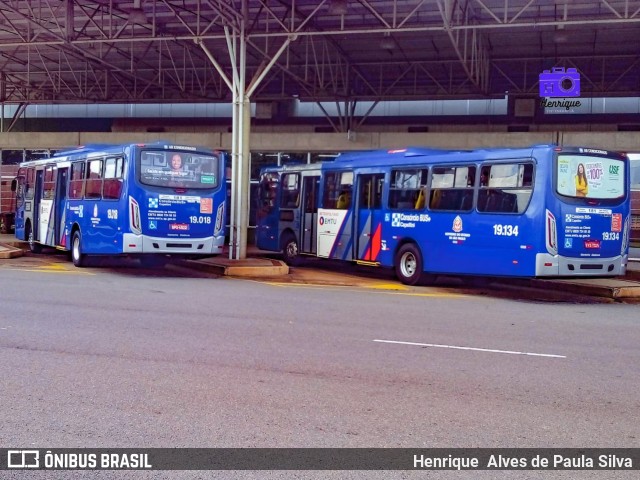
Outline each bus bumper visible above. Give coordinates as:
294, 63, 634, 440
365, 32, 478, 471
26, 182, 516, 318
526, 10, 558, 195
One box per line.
122, 233, 225, 255
535, 253, 628, 276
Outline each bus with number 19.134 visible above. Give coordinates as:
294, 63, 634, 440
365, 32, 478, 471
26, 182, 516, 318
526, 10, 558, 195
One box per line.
11, 141, 227, 267
255, 144, 630, 285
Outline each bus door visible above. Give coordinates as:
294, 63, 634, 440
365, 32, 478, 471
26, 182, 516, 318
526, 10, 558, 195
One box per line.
54, 167, 69, 246
355, 173, 385, 262
33, 169, 44, 242
40, 165, 58, 246
255, 172, 280, 252
318, 171, 353, 260
11, 169, 26, 237
300, 173, 320, 254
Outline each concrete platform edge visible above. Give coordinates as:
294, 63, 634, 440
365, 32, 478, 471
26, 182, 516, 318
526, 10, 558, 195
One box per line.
178, 257, 289, 277
0, 242, 24, 259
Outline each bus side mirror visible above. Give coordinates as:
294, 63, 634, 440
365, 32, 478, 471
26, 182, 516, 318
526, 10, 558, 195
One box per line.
11, 176, 27, 193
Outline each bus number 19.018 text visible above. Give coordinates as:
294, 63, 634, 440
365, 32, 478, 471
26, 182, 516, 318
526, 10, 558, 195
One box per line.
189, 216, 211, 224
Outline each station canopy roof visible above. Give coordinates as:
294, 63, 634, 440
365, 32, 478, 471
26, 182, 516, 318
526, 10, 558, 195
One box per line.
0, 1, 639, 105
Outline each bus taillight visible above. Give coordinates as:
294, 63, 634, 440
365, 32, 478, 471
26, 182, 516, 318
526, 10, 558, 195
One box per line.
545, 209, 557, 255
622, 215, 630, 254
129, 196, 142, 235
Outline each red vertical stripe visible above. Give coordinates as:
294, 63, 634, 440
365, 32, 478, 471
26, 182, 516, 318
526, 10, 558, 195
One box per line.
370, 222, 382, 261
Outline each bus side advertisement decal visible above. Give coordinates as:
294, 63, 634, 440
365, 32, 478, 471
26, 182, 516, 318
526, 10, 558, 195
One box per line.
317, 208, 349, 258
39, 200, 54, 244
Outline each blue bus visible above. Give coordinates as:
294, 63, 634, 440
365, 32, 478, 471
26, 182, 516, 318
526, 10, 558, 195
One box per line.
12, 141, 227, 267
256, 145, 630, 285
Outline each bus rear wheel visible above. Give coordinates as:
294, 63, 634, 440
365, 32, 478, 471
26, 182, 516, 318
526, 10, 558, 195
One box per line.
71, 230, 86, 268
395, 243, 423, 286
26, 222, 42, 254
281, 233, 300, 266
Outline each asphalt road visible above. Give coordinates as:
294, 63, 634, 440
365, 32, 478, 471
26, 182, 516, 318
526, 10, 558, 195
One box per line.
0, 256, 639, 479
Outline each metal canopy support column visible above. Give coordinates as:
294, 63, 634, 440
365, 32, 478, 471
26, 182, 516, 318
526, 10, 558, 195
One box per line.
198, 2, 293, 260
229, 21, 250, 261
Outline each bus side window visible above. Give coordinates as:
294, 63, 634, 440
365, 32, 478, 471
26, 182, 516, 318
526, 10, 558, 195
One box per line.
25, 168, 35, 199
478, 162, 532, 213
280, 173, 300, 208
323, 172, 353, 209
336, 171, 353, 210
43, 165, 56, 199
429, 165, 475, 211
323, 174, 338, 209
85, 159, 103, 199
258, 172, 279, 214
69, 161, 85, 199
389, 168, 428, 210
103, 157, 124, 200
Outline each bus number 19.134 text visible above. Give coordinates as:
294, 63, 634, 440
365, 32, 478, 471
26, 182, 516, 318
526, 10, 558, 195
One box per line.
493, 224, 519, 236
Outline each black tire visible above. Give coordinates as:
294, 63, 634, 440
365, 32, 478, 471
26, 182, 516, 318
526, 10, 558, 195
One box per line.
281, 232, 300, 266
26, 222, 42, 254
71, 230, 86, 267
395, 243, 423, 286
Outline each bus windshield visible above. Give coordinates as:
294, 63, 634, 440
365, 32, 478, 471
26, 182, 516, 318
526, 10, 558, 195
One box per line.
556, 154, 625, 200
138, 149, 219, 189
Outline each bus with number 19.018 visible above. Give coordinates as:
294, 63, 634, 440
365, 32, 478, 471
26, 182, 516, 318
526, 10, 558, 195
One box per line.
12, 141, 227, 267
255, 144, 630, 285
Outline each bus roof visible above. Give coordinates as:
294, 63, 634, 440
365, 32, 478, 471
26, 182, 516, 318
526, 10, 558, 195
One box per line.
18, 141, 220, 167
327, 144, 553, 168
53, 140, 210, 157
53, 144, 123, 157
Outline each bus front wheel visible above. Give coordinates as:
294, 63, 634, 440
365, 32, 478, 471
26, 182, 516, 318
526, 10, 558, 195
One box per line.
71, 230, 86, 268
281, 233, 300, 266
395, 243, 423, 286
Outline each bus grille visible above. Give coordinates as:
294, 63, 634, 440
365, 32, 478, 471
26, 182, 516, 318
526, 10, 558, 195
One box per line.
579, 264, 603, 270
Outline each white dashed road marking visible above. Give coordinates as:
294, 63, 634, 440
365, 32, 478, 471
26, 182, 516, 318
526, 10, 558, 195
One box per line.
374, 339, 566, 358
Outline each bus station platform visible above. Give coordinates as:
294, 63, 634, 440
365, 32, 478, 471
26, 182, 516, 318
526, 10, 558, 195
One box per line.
177, 252, 289, 278
0, 238, 23, 259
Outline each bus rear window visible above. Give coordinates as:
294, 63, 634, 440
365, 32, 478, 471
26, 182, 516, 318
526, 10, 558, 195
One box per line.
138, 150, 219, 189
557, 154, 625, 200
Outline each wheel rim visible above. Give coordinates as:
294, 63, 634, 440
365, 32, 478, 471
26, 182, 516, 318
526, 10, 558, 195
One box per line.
286, 241, 298, 258
400, 251, 417, 278
28, 230, 34, 248
72, 235, 80, 261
